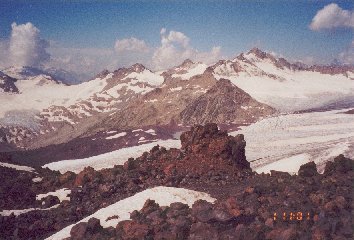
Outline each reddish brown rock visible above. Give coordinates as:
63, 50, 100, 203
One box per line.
116, 221, 150, 239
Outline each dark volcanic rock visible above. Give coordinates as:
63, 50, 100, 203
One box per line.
180, 123, 249, 169
40, 195, 60, 208
343, 109, 354, 114
298, 161, 318, 177
324, 154, 354, 175
1, 124, 353, 240
66, 155, 353, 240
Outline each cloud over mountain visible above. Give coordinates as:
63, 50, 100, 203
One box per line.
8, 22, 50, 67
310, 3, 354, 31
114, 37, 149, 53
152, 28, 221, 70
338, 40, 354, 65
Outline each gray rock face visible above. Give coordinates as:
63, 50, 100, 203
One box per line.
180, 79, 276, 125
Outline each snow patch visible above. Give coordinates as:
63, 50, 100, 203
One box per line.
124, 69, 164, 86
172, 63, 207, 80
0, 204, 60, 216
132, 129, 143, 132
144, 99, 158, 103
36, 188, 71, 202
170, 86, 183, 92
145, 129, 157, 135
32, 177, 43, 183
0, 162, 35, 172
46, 186, 215, 240
106, 132, 127, 140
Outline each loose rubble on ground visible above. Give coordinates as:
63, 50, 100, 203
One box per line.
0, 124, 353, 239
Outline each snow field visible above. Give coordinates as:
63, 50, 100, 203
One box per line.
230, 109, 354, 173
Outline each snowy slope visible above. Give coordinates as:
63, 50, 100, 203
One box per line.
212, 51, 354, 112
0, 73, 112, 119
230, 109, 354, 173
43, 139, 180, 173
123, 69, 164, 86
46, 186, 215, 240
171, 62, 208, 80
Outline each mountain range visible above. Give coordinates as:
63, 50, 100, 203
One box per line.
0, 48, 353, 151
1, 48, 354, 240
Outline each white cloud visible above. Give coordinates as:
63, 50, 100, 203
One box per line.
9, 22, 50, 67
338, 40, 354, 65
114, 37, 149, 53
152, 29, 221, 70
0, 23, 222, 80
0, 40, 10, 68
310, 3, 354, 31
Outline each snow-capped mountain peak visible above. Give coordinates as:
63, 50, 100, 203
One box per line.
179, 59, 194, 68
162, 59, 208, 81
129, 63, 147, 73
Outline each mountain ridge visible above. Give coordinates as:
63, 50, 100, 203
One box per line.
1, 48, 353, 149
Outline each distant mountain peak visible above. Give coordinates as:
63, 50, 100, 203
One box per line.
180, 78, 276, 125
94, 69, 110, 79
248, 47, 267, 57
1, 65, 81, 85
180, 59, 194, 67
3, 66, 48, 80
129, 63, 147, 73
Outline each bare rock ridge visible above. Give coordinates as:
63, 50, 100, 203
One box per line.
94, 69, 110, 79
180, 79, 276, 125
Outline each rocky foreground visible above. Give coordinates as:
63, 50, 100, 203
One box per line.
0, 124, 353, 239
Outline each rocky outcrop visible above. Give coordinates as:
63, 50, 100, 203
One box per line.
308, 65, 354, 77
343, 109, 354, 114
0, 125, 353, 240
180, 123, 249, 169
68, 156, 354, 240
100, 70, 218, 130
0, 71, 18, 93
180, 79, 276, 125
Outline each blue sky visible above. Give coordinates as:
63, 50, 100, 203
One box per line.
0, 0, 353, 76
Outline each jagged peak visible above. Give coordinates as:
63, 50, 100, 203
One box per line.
129, 63, 147, 73
94, 69, 110, 79
247, 47, 267, 57
180, 59, 194, 67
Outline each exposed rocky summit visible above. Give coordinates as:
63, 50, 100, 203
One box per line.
180, 79, 276, 125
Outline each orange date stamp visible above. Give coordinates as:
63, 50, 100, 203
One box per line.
273, 212, 313, 221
